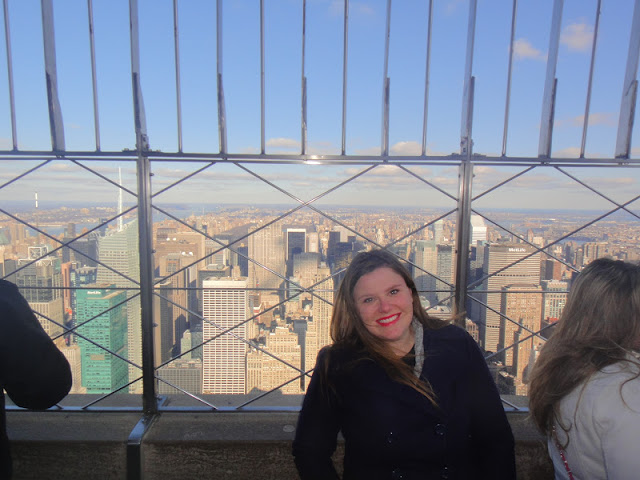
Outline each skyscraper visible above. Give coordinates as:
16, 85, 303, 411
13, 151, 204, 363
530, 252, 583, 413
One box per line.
413, 240, 437, 305
306, 265, 334, 384
499, 283, 543, 395
75, 286, 128, 394
470, 215, 488, 246
541, 279, 568, 323
248, 222, 285, 293
202, 278, 249, 394
435, 243, 454, 305
477, 243, 541, 354
97, 219, 142, 392
15, 249, 64, 340
246, 325, 302, 394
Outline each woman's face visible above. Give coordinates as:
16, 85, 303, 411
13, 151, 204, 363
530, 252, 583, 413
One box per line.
352, 266, 415, 355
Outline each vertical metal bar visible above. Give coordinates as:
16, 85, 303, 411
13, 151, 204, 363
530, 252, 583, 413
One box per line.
129, 0, 157, 415
454, 162, 473, 328
216, 0, 227, 154
173, 0, 183, 152
615, 0, 640, 159
460, 0, 477, 155
501, 0, 518, 157
127, 414, 157, 480
301, 0, 307, 155
341, 0, 349, 155
580, 0, 601, 158
87, 0, 101, 151
381, 0, 391, 157
3, 0, 18, 150
421, 0, 433, 157
538, 0, 564, 158
41, 0, 65, 151
260, 0, 265, 154
454, 79, 474, 329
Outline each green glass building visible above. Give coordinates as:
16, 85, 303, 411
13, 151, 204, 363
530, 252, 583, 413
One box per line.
76, 286, 128, 394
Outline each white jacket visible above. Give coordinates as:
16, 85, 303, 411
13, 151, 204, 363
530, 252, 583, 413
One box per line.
549, 353, 640, 480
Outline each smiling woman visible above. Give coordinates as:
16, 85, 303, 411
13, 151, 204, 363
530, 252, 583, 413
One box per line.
292, 249, 516, 480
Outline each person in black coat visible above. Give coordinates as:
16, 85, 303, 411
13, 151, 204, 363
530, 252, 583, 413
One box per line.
0, 279, 72, 479
292, 249, 515, 479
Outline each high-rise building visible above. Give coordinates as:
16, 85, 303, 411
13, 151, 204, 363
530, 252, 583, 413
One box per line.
292, 252, 320, 289
470, 215, 488, 246
541, 279, 568, 323
499, 283, 543, 395
413, 240, 437, 305
60, 343, 86, 394
478, 243, 541, 354
248, 223, 285, 292
306, 265, 334, 383
75, 286, 128, 394
435, 243, 454, 305
202, 278, 249, 394
246, 325, 302, 394
157, 359, 203, 395
70, 266, 98, 324
97, 219, 142, 392
583, 242, 608, 265
15, 250, 64, 340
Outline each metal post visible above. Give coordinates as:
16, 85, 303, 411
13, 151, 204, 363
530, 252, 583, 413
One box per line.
615, 0, 640, 158
129, 0, 157, 415
455, 73, 475, 328
538, 0, 564, 158
41, 0, 65, 152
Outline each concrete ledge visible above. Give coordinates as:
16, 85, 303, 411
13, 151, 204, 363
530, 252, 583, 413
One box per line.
7, 411, 553, 480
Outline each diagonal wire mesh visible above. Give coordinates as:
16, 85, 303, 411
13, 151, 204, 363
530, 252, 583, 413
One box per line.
1, 0, 639, 413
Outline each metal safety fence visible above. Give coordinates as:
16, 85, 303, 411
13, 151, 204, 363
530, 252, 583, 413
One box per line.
1, 0, 640, 417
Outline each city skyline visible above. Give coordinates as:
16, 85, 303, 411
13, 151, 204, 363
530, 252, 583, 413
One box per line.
1, 0, 640, 210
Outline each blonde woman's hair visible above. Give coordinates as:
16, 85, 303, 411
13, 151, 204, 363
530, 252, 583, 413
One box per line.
529, 258, 640, 436
326, 249, 447, 404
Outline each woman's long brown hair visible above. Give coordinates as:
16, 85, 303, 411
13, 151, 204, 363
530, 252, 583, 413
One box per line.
528, 258, 640, 438
325, 249, 447, 406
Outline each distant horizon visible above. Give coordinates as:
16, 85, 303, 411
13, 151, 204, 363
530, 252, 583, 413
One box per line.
3, 198, 638, 217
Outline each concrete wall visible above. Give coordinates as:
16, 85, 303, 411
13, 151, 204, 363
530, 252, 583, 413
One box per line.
7, 411, 553, 479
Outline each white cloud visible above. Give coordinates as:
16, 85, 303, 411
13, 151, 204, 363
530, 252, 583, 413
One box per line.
266, 137, 300, 150
553, 147, 581, 158
513, 38, 545, 61
585, 177, 635, 188
631, 147, 640, 158
0, 137, 13, 149
353, 146, 382, 156
390, 141, 422, 155
560, 22, 593, 52
557, 112, 616, 128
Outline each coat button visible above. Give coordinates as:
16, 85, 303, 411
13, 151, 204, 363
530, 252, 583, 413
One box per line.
385, 431, 396, 445
391, 468, 404, 479
434, 423, 446, 436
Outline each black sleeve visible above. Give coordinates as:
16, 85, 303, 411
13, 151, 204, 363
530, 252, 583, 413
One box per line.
466, 334, 516, 479
292, 347, 341, 480
0, 281, 72, 409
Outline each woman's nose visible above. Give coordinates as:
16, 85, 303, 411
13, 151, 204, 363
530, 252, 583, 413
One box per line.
378, 298, 391, 312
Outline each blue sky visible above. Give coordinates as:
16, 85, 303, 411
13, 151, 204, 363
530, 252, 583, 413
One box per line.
0, 0, 639, 211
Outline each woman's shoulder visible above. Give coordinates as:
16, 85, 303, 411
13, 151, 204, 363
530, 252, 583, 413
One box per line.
424, 322, 475, 344
570, 356, 640, 412
316, 343, 361, 369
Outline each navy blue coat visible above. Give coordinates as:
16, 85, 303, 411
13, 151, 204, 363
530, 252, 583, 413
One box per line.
293, 324, 516, 479
0, 280, 72, 479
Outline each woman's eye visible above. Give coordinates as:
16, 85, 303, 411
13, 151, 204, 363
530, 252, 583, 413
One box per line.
390, 289, 399, 295
362, 297, 373, 304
